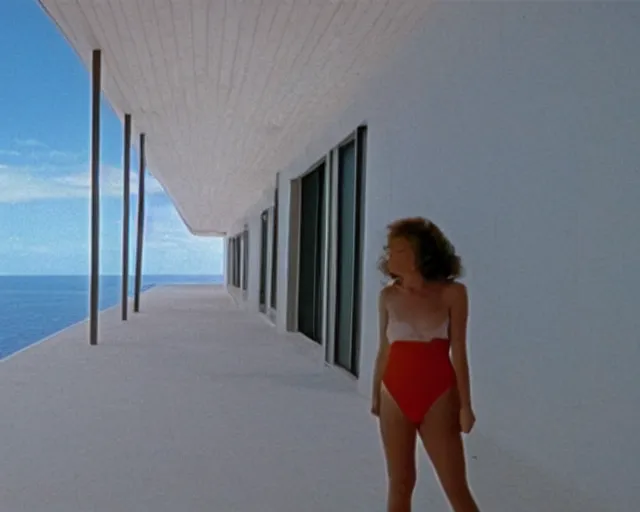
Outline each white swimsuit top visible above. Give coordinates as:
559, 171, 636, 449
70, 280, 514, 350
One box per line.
387, 316, 449, 344
385, 289, 450, 343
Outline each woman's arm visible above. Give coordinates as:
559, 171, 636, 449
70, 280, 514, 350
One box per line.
371, 287, 390, 410
448, 282, 473, 409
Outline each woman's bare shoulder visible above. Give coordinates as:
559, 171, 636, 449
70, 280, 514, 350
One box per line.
379, 280, 399, 304
443, 280, 468, 305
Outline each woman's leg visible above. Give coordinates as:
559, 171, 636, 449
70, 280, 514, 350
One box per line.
418, 389, 480, 512
379, 385, 418, 512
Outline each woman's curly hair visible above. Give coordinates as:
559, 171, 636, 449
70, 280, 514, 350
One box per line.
378, 217, 463, 282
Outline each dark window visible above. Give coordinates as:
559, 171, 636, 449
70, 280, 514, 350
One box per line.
233, 234, 241, 287
259, 210, 269, 312
228, 238, 234, 286
270, 182, 279, 309
334, 126, 366, 376
297, 162, 326, 343
241, 228, 249, 291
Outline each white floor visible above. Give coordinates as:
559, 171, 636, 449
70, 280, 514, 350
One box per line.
0, 286, 604, 511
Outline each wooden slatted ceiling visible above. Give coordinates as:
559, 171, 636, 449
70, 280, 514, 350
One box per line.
38, 0, 429, 234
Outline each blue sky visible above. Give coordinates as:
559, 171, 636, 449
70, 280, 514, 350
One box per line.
0, 0, 223, 276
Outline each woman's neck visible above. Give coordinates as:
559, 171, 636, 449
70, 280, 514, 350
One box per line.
399, 273, 425, 292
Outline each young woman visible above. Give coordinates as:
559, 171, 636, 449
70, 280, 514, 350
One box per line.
371, 217, 480, 512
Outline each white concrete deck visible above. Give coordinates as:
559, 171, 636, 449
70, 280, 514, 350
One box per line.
0, 286, 604, 511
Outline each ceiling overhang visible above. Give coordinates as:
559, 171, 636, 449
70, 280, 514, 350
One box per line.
38, 0, 430, 235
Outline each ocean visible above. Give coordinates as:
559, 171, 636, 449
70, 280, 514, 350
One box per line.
0, 275, 223, 360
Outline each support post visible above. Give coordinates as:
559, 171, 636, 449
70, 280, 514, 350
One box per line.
133, 133, 146, 313
89, 49, 101, 346
121, 113, 132, 320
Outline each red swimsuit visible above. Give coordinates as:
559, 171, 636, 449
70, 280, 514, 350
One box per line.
382, 305, 456, 425
382, 339, 456, 425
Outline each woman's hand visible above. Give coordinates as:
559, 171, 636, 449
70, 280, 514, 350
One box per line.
460, 406, 476, 434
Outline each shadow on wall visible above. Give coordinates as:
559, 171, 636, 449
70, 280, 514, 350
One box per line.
461, 432, 613, 512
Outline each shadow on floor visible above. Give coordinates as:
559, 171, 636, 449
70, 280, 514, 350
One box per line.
205, 369, 360, 394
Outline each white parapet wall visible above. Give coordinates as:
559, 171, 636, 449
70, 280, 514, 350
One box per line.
228, 2, 640, 509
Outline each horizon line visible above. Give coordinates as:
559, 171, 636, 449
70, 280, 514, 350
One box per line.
0, 273, 223, 277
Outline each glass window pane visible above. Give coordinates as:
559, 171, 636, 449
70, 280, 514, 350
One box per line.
314, 165, 326, 342
335, 141, 356, 369
298, 168, 320, 341
242, 230, 249, 291
297, 164, 325, 343
270, 188, 278, 309
259, 210, 269, 310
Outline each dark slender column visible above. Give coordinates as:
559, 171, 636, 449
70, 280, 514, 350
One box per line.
121, 114, 132, 320
89, 49, 101, 346
133, 133, 146, 313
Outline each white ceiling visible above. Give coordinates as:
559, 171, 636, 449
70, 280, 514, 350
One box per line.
38, 0, 429, 235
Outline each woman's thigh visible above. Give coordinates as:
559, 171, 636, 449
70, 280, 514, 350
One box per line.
418, 389, 469, 492
379, 385, 417, 479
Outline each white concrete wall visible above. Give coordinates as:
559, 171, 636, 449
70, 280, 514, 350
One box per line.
227, 187, 275, 313
231, 3, 640, 509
